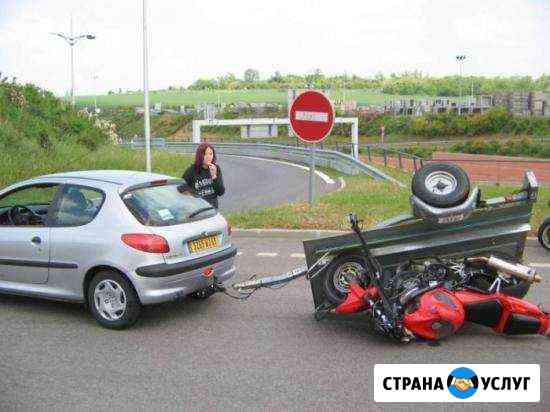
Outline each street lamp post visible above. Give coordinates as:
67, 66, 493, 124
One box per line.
142, 0, 152, 173
455, 54, 466, 114
51, 15, 95, 106
92, 74, 99, 112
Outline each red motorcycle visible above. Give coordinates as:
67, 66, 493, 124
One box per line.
333, 213, 549, 342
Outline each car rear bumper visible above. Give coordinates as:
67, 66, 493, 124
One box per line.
136, 246, 237, 277
133, 246, 237, 305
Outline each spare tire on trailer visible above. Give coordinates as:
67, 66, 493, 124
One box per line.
411, 163, 471, 208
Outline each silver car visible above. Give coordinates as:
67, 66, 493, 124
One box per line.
0, 170, 236, 329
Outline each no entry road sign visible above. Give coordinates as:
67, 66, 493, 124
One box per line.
289, 90, 335, 143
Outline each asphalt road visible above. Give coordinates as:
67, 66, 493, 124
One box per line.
1, 235, 549, 411
213, 155, 337, 212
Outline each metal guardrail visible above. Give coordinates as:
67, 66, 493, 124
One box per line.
122, 140, 405, 187
126, 137, 166, 148
206, 137, 359, 156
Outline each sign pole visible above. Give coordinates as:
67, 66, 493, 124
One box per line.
309, 142, 316, 205
288, 90, 334, 207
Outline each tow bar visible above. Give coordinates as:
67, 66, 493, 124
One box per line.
212, 253, 333, 301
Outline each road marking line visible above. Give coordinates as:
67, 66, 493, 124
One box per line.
222, 155, 335, 185
237, 252, 243, 256
530, 263, 550, 268
257, 252, 278, 257
290, 253, 305, 258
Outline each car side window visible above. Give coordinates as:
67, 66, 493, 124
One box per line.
0, 184, 60, 226
54, 185, 105, 227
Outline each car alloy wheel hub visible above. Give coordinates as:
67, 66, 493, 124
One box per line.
94, 279, 127, 321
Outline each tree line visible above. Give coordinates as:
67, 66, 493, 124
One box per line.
187, 70, 550, 96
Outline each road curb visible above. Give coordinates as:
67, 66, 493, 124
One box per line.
232, 228, 346, 239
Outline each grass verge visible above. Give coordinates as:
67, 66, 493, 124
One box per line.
225, 165, 549, 234
0, 144, 192, 189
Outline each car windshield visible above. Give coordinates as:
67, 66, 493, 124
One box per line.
122, 183, 217, 226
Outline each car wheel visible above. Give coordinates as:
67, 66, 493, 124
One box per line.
538, 218, 550, 251
412, 163, 470, 208
323, 255, 370, 304
87, 270, 141, 330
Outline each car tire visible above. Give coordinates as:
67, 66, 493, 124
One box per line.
87, 270, 141, 330
412, 163, 470, 208
538, 218, 550, 251
322, 254, 370, 304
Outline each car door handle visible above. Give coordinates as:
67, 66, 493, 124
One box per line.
31, 236, 42, 245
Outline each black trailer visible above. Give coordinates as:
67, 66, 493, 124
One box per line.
303, 171, 539, 315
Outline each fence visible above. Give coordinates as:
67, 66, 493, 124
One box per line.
362, 145, 426, 172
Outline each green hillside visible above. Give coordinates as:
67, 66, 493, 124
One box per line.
0, 75, 190, 188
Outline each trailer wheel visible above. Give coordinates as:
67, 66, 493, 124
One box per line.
412, 163, 470, 208
323, 255, 370, 304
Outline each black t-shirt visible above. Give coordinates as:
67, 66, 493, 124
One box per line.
182, 163, 225, 208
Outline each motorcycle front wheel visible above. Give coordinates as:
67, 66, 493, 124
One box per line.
322, 254, 371, 304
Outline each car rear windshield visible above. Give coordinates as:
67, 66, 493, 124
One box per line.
122, 183, 217, 226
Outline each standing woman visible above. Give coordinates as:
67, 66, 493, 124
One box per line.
183, 143, 225, 208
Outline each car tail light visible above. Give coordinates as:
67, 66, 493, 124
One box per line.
227, 222, 232, 236
122, 234, 170, 253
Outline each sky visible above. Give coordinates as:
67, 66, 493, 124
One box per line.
0, 0, 549, 96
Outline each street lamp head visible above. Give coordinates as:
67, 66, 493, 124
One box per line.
456, 55, 466, 61
86, 34, 96, 40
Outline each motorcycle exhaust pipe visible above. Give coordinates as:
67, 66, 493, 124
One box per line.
467, 256, 541, 284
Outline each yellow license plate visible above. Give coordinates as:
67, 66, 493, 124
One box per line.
188, 235, 220, 253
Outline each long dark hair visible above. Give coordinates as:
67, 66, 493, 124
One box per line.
194, 143, 217, 173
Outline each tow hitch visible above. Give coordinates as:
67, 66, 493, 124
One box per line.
221, 253, 332, 301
